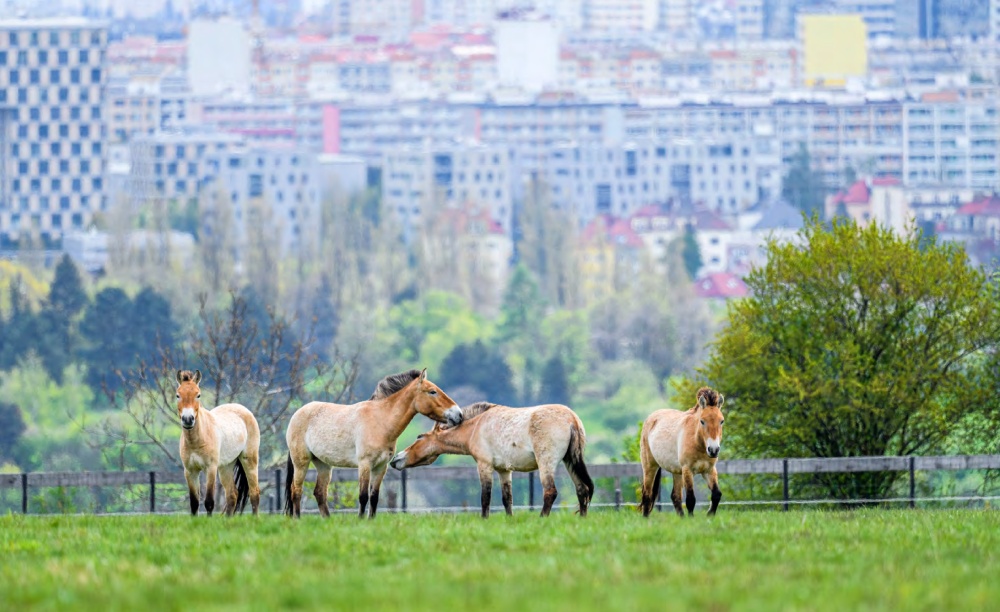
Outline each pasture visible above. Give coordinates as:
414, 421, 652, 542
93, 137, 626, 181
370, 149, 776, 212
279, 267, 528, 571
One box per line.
1, 510, 997, 610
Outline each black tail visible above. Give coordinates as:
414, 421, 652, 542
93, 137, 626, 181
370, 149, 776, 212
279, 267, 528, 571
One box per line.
565, 421, 595, 507
233, 460, 250, 514
283, 453, 294, 516
649, 467, 662, 513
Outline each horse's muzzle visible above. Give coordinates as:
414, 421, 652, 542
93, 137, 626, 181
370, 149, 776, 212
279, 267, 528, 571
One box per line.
181, 417, 195, 429
444, 406, 463, 427
389, 452, 406, 470
707, 446, 720, 458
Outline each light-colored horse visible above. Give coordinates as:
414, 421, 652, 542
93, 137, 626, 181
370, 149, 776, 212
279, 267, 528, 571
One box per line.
284, 368, 462, 518
390, 402, 594, 518
176, 369, 261, 516
640, 387, 725, 517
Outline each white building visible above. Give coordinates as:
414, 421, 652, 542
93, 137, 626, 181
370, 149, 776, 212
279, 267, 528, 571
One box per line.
735, 0, 765, 41
382, 143, 515, 239
0, 18, 108, 245
496, 13, 559, 93
584, 0, 658, 31
187, 17, 250, 98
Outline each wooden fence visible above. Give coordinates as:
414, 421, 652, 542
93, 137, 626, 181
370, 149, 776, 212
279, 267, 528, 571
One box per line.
3, 454, 999, 514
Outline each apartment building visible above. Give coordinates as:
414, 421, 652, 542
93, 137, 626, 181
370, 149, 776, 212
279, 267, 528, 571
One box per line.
0, 18, 107, 244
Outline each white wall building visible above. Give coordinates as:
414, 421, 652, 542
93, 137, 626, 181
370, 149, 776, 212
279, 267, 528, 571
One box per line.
187, 17, 250, 98
496, 15, 559, 93
0, 18, 108, 245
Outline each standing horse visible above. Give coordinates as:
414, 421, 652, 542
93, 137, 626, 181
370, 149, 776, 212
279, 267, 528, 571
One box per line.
640, 387, 725, 517
283, 368, 462, 519
176, 369, 261, 516
390, 402, 594, 518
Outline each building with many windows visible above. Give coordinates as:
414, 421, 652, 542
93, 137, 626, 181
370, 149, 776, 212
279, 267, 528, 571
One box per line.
0, 18, 107, 245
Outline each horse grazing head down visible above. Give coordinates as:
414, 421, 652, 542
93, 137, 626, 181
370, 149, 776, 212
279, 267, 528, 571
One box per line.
695, 387, 725, 458
175, 369, 203, 430
390, 423, 449, 470
372, 368, 463, 427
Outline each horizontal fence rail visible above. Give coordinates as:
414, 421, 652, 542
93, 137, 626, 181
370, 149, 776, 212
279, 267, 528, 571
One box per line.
3, 454, 1000, 515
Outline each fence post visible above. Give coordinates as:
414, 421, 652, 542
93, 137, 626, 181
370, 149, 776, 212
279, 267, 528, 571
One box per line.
401, 469, 408, 513
149, 471, 156, 513
21, 473, 27, 514
274, 468, 282, 510
909, 456, 915, 509
268, 494, 275, 514
528, 471, 535, 509
782, 459, 789, 512
614, 477, 622, 511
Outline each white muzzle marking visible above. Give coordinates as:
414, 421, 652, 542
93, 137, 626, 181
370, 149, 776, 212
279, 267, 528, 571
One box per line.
444, 405, 463, 426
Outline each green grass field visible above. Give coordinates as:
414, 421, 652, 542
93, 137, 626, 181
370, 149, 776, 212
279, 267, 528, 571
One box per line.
1, 509, 997, 611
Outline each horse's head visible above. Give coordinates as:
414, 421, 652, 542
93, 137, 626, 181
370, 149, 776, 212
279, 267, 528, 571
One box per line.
175, 369, 203, 430
409, 369, 463, 427
696, 386, 725, 458
390, 423, 447, 470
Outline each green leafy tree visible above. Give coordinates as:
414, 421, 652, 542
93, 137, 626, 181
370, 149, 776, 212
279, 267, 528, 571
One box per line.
35, 255, 88, 382
0, 401, 25, 462
438, 340, 517, 406
682, 219, 1000, 500
537, 355, 570, 406
680, 223, 702, 280
0, 277, 36, 370
79, 287, 135, 394
782, 143, 827, 217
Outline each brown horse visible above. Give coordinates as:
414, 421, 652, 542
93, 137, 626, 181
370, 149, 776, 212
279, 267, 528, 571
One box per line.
283, 369, 462, 518
176, 369, 261, 516
640, 387, 725, 517
390, 402, 594, 518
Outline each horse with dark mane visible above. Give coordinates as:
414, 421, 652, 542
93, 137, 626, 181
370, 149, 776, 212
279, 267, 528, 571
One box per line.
640, 386, 726, 517
283, 369, 461, 518
391, 402, 593, 518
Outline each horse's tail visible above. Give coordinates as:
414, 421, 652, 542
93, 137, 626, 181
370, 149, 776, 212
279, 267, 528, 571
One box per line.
283, 453, 294, 516
233, 459, 250, 514
564, 418, 594, 504
649, 467, 663, 513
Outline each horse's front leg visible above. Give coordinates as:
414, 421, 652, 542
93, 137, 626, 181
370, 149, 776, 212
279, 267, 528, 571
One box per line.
498, 471, 514, 516
205, 464, 218, 516
184, 469, 201, 516
705, 468, 722, 516
477, 462, 494, 519
682, 466, 696, 516
357, 463, 371, 518
368, 463, 389, 519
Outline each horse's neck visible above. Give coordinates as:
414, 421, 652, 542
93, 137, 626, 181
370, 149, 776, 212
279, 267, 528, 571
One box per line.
437, 423, 474, 456
373, 390, 418, 441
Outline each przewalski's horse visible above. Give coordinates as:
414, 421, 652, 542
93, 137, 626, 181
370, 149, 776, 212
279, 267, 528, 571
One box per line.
390, 402, 594, 518
283, 369, 462, 519
176, 369, 261, 516
640, 387, 725, 517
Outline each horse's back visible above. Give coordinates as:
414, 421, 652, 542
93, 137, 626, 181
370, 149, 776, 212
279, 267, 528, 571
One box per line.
211, 403, 258, 464
287, 401, 361, 468
643, 408, 688, 474
479, 404, 580, 471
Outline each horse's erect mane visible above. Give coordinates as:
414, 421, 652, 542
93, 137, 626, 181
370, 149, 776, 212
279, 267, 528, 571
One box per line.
461, 402, 497, 420
177, 370, 197, 383
369, 369, 422, 400
694, 386, 721, 410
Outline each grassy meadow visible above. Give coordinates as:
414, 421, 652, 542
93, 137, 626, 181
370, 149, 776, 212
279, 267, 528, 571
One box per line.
0, 509, 997, 611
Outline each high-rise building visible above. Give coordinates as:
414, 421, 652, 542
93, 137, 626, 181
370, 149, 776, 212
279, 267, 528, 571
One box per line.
0, 18, 108, 246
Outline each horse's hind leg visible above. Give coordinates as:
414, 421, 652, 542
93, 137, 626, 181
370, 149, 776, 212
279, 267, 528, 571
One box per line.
368, 464, 389, 519
218, 462, 237, 517
682, 467, 696, 516
313, 458, 333, 518
185, 469, 201, 516
498, 471, 514, 516
290, 455, 309, 518
357, 463, 371, 518
539, 465, 558, 517
240, 452, 260, 515
670, 474, 684, 517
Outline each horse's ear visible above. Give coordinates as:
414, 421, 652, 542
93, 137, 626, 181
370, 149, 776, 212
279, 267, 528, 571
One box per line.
193, 369, 202, 384
418, 368, 427, 383
717, 394, 725, 409
698, 394, 707, 409
176, 370, 183, 383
